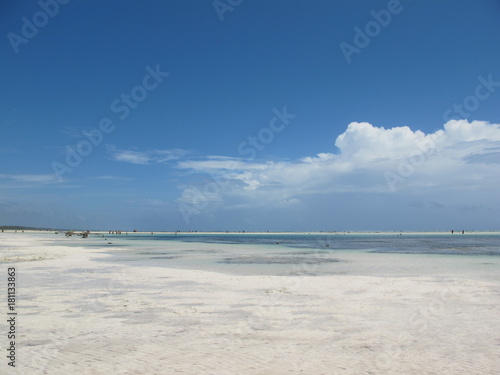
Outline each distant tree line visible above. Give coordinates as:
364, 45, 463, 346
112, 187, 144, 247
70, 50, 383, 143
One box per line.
0, 226, 60, 231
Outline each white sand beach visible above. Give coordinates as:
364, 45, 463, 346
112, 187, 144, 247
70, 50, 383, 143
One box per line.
1, 232, 499, 374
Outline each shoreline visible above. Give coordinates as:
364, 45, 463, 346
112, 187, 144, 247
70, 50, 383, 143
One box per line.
3, 229, 500, 236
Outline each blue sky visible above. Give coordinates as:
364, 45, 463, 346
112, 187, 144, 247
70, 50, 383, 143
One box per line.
1, 0, 500, 231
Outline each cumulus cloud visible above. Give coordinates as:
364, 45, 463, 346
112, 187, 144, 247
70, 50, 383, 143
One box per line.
176, 120, 500, 211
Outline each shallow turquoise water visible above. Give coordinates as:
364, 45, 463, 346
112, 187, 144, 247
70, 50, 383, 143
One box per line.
45, 232, 500, 280
132, 232, 500, 256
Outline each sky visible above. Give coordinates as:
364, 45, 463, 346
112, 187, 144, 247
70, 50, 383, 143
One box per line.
1, 0, 500, 231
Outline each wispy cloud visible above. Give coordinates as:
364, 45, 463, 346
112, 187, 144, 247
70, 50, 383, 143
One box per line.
177, 156, 268, 172
107, 145, 191, 165
107, 147, 150, 164
0, 173, 64, 189
90, 175, 134, 181
0, 174, 60, 184
59, 126, 85, 138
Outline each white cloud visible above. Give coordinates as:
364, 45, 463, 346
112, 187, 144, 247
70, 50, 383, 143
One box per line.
112, 150, 150, 164
335, 122, 433, 160
177, 156, 267, 171
60, 126, 85, 138
176, 120, 500, 211
91, 175, 133, 181
0, 174, 60, 184
107, 145, 190, 164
